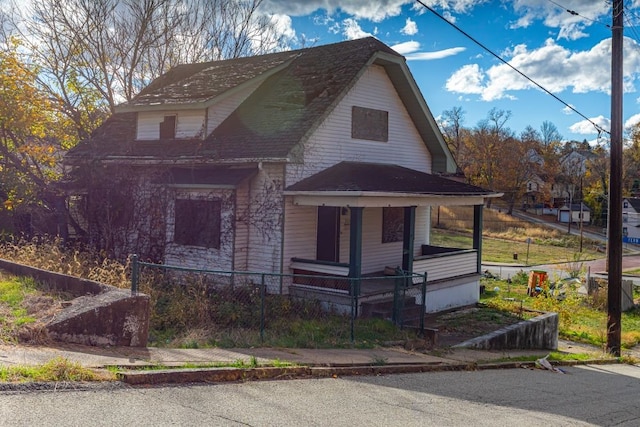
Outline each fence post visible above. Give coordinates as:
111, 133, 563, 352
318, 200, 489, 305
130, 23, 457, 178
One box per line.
420, 272, 427, 333
350, 278, 356, 344
130, 254, 139, 295
260, 274, 266, 343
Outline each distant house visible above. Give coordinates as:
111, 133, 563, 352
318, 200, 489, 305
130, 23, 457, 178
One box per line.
64, 37, 499, 313
622, 198, 640, 243
557, 203, 591, 224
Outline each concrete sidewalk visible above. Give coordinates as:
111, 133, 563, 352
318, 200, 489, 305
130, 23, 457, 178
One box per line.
0, 340, 624, 386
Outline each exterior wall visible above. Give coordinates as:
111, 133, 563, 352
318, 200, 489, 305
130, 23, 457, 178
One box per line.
164, 188, 235, 271
623, 200, 640, 240
245, 164, 285, 274
424, 279, 480, 313
207, 80, 261, 132
137, 110, 205, 140
286, 64, 433, 185
282, 203, 430, 275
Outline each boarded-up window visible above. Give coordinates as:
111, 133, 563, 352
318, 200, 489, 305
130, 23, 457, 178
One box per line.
174, 199, 221, 248
351, 106, 388, 142
159, 115, 176, 139
382, 207, 403, 243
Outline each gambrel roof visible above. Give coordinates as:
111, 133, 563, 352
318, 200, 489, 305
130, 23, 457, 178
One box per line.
65, 37, 455, 172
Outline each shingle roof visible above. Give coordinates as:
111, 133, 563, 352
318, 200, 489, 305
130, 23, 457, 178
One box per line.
625, 198, 640, 211
66, 37, 403, 163
285, 162, 494, 196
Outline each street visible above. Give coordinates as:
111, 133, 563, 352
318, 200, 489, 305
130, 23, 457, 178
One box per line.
1, 364, 639, 426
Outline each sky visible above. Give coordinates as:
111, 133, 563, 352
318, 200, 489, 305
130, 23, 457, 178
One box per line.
259, 0, 640, 144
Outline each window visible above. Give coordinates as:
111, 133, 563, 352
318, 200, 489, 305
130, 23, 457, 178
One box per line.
624, 201, 629, 208
528, 183, 532, 191
623, 213, 628, 223
174, 199, 221, 248
382, 207, 403, 243
623, 227, 628, 237
351, 106, 388, 142
159, 115, 176, 139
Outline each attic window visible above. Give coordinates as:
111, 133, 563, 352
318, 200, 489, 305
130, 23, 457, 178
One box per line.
159, 115, 176, 139
351, 106, 388, 142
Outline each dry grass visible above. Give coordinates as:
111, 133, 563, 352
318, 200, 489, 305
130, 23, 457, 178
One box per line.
434, 206, 565, 240
0, 238, 129, 289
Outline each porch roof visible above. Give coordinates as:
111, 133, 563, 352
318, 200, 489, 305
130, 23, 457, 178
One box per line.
284, 162, 501, 207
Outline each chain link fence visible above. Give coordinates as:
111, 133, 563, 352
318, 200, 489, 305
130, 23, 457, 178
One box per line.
130, 255, 427, 348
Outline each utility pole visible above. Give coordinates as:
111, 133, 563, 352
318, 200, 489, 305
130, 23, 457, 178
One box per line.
607, 0, 623, 357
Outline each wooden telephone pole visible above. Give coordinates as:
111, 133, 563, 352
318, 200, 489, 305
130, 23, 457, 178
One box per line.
607, 0, 623, 356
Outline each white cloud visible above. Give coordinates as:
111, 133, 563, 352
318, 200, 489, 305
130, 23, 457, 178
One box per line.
342, 18, 372, 39
445, 37, 640, 101
261, 0, 486, 23
510, 0, 609, 41
625, 114, 640, 129
562, 105, 575, 115
406, 47, 466, 60
391, 41, 465, 60
445, 64, 484, 94
401, 17, 418, 35
261, 0, 410, 22
391, 40, 421, 55
569, 115, 610, 135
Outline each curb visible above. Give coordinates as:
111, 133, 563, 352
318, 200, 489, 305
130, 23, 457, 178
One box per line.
116, 358, 620, 385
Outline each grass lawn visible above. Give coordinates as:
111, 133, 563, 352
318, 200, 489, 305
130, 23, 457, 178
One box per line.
431, 229, 602, 265
481, 275, 640, 350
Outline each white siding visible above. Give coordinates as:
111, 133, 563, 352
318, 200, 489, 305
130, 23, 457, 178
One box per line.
287, 64, 432, 185
246, 164, 285, 274
413, 250, 478, 282
207, 80, 261, 134
137, 110, 205, 140
234, 181, 251, 271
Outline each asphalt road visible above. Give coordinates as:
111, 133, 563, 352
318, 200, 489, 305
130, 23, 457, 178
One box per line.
2, 364, 639, 426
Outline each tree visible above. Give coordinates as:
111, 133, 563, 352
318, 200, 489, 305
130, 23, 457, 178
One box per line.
440, 106, 466, 161
0, 40, 75, 235
540, 120, 562, 147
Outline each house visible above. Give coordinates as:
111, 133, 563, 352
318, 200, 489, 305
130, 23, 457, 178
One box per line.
557, 203, 591, 224
64, 37, 499, 314
622, 198, 640, 243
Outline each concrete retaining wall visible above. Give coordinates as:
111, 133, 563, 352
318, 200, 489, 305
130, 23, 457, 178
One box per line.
0, 258, 149, 347
453, 312, 558, 351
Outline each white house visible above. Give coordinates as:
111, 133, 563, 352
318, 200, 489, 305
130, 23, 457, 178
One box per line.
64, 37, 500, 314
623, 198, 640, 243
557, 203, 591, 224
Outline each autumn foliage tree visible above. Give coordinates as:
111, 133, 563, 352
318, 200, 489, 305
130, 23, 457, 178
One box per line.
0, 40, 76, 235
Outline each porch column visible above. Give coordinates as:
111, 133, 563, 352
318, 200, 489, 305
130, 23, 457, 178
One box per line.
348, 207, 364, 280
473, 204, 483, 273
402, 206, 416, 273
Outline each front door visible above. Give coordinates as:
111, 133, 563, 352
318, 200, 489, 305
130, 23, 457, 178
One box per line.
316, 206, 340, 262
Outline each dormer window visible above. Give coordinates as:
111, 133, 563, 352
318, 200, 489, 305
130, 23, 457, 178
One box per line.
159, 115, 176, 139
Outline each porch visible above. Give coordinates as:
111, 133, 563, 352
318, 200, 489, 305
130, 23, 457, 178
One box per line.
283, 162, 498, 314
288, 244, 481, 314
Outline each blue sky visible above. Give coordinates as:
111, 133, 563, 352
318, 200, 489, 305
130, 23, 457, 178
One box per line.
261, 0, 640, 144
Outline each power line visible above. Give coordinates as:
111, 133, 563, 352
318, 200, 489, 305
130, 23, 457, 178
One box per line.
546, 0, 611, 29
413, 0, 610, 136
